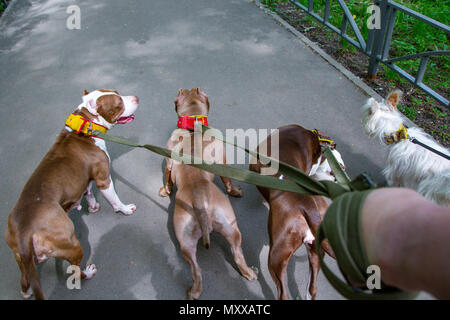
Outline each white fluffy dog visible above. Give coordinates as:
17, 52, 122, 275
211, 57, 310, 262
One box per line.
361, 90, 450, 206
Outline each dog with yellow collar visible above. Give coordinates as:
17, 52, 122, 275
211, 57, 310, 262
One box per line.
4, 89, 139, 300
361, 90, 449, 206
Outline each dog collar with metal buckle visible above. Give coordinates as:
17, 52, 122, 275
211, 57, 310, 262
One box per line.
65, 113, 107, 139
384, 124, 408, 145
177, 115, 209, 130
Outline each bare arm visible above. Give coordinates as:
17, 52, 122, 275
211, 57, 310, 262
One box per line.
361, 188, 450, 299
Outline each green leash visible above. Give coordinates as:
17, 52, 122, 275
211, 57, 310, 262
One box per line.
90, 128, 418, 300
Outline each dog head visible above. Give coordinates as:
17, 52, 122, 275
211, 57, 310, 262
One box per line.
80, 89, 139, 129
361, 90, 404, 143
174, 88, 210, 117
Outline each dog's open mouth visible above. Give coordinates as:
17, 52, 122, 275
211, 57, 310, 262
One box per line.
116, 114, 136, 124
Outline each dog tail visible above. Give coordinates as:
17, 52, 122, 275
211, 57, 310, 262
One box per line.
192, 189, 210, 249
19, 235, 44, 300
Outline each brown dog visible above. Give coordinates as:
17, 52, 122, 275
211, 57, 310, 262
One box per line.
159, 88, 258, 299
4, 89, 139, 299
249, 124, 338, 300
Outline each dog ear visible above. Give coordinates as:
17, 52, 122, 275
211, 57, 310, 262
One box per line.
197, 88, 207, 98
85, 98, 99, 115
174, 89, 185, 111
386, 90, 402, 111
197, 88, 209, 112
83, 90, 89, 96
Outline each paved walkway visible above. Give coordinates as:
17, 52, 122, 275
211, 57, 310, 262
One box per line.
0, 0, 429, 300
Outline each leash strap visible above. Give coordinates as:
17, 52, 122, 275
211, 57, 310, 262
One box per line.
410, 138, 450, 161
90, 130, 321, 195
200, 125, 354, 198
90, 128, 416, 300
323, 146, 351, 186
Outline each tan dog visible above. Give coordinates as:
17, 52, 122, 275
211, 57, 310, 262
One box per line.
250, 125, 336, 300
5, 89, 139, 300
159, 88, 258, 299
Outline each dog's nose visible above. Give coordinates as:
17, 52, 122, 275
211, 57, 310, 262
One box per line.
132, 96, 139, 104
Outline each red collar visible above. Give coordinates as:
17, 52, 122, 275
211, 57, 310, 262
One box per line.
177, 115, 208, 130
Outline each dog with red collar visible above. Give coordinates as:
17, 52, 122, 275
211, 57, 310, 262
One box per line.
4, 89, 139, 300
159, 88, 257, 299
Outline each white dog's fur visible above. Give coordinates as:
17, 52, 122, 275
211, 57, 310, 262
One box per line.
361, 90, 450, 206
310, 149, 346, 182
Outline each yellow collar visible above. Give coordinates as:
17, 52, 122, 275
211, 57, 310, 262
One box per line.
384, 124, 409, 145
65, 113, 107, 137
312, 129, 336, 147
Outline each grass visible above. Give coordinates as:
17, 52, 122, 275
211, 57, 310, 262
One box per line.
0, 0, 10, 16
263, 0, 450, 100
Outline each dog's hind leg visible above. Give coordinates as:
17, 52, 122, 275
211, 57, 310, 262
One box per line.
42, 213, 97, 281
5, 229, 33, 298
174, 205, 203, 300
267, 210, 307, 300
216, 214, 258, 281
212, 192, 257, 281
12, 253, 32, 299
220, 218, 258, 281
305, 243, 320, 300
54, 235, 97, 280
180, 241, 202, 300
268, 237, 302, 300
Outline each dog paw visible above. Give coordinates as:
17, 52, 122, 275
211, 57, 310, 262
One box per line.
88, 203, 100, 213
117, 203, 137, 216
20, 288, 33, 299
187, 287, 201, 300
82, 264, 97, 280
227, 185, 243, 198
158, 186, 171, 197
305, 292, 315, 300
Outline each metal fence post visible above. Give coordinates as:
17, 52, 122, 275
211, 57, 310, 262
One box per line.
368, 0, 389, 80
289, 0, 449, 106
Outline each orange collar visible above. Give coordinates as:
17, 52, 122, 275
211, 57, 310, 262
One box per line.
177, 115, 208, 130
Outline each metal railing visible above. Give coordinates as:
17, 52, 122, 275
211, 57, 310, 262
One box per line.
289, 0, 449, 107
